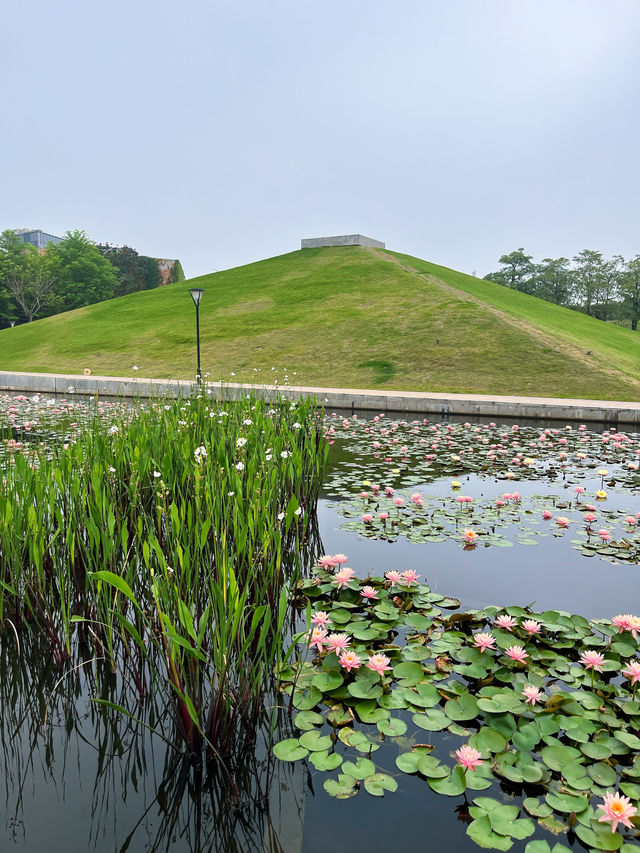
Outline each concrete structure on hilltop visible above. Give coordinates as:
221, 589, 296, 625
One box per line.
301, 234, 385, 249
14, 228, 63, 250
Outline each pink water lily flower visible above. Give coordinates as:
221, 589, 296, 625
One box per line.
385, 570, 402, 584
473, 632, 496, 653
556, 516, 570, 528
455, 744, 483, 771
362, 513, 373, 523
495, 614, 517, 631
326, 633, 351, 654
333, 567, 356, 589
366, 653, 392, 674
584, 512, 596, 524
598, 529, 612, 541
542, 510, 553, 520
612, 614, 640, 638
361, 585, 378, 601
621, 661, 640, 685
378, 512, 389, 521
522, 684, 544, 705
309, 627, 328, 651
310, 611, 331, 627
505, 645, 529, 663
400, 569, 420, 586
463, 529, 478, 544
597, 791, 637, 833
521, 619, 542, 636
580, 650, 605, 672
338, 650, 362, 672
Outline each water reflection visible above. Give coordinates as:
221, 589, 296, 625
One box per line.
0, 633, 306, 852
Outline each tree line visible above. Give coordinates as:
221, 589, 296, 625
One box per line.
0, 229, 182, 327
484, 249, 640, 329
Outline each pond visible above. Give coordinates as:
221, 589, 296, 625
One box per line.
0, 396, 638, 852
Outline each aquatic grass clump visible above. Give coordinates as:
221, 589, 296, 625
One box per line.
274, 558, 640, 851
0, 392, 327, 766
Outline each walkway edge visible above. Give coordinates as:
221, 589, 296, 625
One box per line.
0, 370, 639, 424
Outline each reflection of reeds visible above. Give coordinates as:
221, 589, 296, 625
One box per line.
0, 632, 304, 851
0, 393, 327, 773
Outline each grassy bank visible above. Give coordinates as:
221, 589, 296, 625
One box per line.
1, 246, 639, 399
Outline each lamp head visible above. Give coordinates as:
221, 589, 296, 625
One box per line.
189, 287, 205, 306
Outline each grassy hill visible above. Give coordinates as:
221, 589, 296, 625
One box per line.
1, 246, 639, 400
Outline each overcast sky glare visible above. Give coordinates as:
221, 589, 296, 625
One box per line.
3, 0, 639, 279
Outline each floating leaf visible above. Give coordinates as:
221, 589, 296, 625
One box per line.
309, 750, 343, 771
341, 757, 376, 780
299, 730, 333, 752
364, 772, 398, 796
428, 764, 467, 796
467, 815, 514, 850
377, 717, 407, 737
323, 774, 359, 799
273, 738, 308, 761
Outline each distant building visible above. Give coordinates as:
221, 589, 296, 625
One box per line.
14, 228, 64, 250
301, 234, 385, 249
156, 258, 184, 284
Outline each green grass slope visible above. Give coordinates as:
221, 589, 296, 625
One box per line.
1, 246, 639, 400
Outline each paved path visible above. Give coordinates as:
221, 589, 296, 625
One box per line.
0, 370, 639, 424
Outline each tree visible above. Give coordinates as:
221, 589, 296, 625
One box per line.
47, 230, 118, 311
0, 229, 28, 324
620, 256, 640, 330
5, 250, 57, 322
97, 244, 162, 297
572, 250, 605, 317
532, 257, 571, 306
594, 255, 623, 322
484, 249, 535, 293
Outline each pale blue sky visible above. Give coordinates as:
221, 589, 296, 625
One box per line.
3, 0, 639, 278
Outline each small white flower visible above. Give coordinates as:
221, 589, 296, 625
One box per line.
294, 507, 303, 516
236, 437, 247, 447
277, 512, 285, 521
228, 491, 235, 496
265, 454, 272, 461
243, 418, 252, 426
235, 461, 245, 471
292, 422, 301, 429
280, 450, 289, 458
153, 471, 161, 478
108, 466, 116, 473
194, 445, 207, 461
109, 425, 119, 434
230, 372, 236, 376
165, 405, 171, 410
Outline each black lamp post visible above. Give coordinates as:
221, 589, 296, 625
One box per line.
189, 288, 205, 381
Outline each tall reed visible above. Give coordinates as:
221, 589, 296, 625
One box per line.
0, 391, 327, 766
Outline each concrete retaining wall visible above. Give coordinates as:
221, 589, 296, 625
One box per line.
1, 370, 639, 424
301, 234, 385, 249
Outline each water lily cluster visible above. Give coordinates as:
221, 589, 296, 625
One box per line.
274, 556, 640, 851
323, 415, 640, 495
